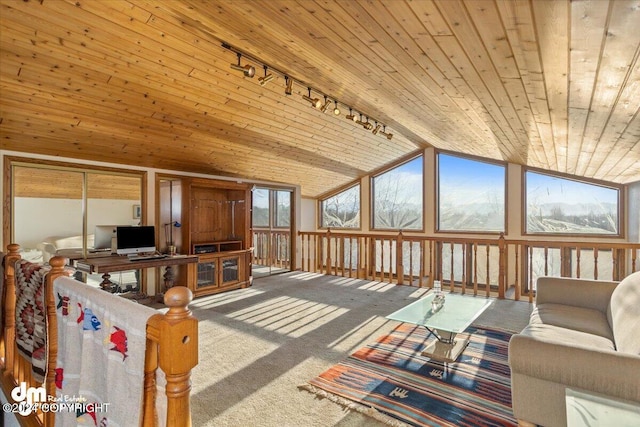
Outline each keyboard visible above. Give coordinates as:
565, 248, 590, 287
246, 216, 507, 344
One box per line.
127, 254, 167, 261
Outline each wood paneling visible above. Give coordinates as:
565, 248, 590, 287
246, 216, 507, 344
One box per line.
1, 0, 639, 197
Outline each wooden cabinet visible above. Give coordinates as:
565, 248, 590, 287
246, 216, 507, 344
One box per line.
181, 178, 252, 297
192, 241, 251, 296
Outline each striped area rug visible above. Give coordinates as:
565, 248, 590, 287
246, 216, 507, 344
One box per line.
301, 323, 516, 427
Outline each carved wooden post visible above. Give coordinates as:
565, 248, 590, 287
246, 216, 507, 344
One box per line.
148, 286, 198, 427
143, 338, 159, 427
498, 233, 506, 299
2, 244, 21, 376
44, 256, 70, 426
396, 231, 404, 285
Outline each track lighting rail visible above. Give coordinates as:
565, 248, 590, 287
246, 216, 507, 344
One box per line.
222, 42, 393, 140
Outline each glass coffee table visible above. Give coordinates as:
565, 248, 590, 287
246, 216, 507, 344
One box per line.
386, 292, 492, 362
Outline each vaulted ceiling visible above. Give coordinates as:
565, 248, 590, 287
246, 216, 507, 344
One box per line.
1, 0, 639, 197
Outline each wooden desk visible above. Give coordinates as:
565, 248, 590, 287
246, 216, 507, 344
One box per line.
75, 255, 199, 293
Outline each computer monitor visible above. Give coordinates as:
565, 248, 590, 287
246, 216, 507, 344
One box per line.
116, 226, 156, 255
93, 225, 118, 251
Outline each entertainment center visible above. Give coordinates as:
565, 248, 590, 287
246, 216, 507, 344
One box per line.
178, 177, 253, 297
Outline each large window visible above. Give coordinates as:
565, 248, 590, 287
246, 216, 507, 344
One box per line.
438, 153, 505, 232
320, 185, 360, 228
525, 171, 620, 235
252, 188, 270, 227
274, 190, 291, 228
372, 156, 423, 230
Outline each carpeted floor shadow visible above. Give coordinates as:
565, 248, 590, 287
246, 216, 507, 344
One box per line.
188, 272, 533, 427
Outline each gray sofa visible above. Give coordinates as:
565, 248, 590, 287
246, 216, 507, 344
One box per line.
508, 271, 640, 427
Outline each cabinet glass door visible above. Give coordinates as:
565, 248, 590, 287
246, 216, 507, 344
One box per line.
197, 259, 217, 288
221, 257, 239, 284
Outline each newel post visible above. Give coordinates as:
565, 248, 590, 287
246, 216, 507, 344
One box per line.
148, 286, 198, 427
498, 232, 506, 299
2, 244, 21, 374
396, 231, 404, 285
44, 256, 70, 426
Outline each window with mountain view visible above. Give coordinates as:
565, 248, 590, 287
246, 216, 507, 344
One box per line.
320, 184, 360, 228
525, 171, 619, 235
438, 154, 505, 232
372, 156, 423, 230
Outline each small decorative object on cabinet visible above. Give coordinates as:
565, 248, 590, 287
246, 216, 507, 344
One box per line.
183, 178, 252, 297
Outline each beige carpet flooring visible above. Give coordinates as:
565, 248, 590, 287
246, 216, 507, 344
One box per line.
188, 272, 533, 427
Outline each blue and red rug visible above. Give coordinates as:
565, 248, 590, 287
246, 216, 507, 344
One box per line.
301, 323, 516, 427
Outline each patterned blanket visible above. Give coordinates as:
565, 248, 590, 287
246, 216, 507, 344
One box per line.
54, 276, 159, 426
14, 259, 51, 383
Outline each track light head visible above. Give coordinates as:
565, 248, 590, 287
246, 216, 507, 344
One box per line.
230, 53, 255, 77
345, 108, 358, 122
258, 66, 273, 86
355, 114, 373, 130
380, 126, 393, 140
284, 76, 293, 95
320, 96, 332, 113
372, 122, 381, 135
259, 74, 273, 85
333, 101, 341, 115
303, 88, 322, 109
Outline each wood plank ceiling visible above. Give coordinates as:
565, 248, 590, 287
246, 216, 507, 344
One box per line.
1, 0, 639, 198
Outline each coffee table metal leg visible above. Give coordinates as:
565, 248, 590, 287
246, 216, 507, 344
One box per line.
422, 328, 471, 363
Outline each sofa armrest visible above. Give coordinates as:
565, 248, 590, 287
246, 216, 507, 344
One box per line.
509, 333, 640, 402
536, 276, 618, 312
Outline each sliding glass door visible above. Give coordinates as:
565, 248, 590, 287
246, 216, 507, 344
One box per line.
8, 158, 144, 291
251, 187, 292, 277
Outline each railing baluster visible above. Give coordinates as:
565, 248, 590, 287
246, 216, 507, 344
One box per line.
594, 247, 599, 280
449, 242, 454, 292
544, 246, 549, 276
514, 243, 520, 301
389, 238, 395, 284
378, 238, 384, 282
485, 244, 491, 297
528, 245, 534, 303
429, 240, 435, 287
419, 240, 425, 288
409, 241, 414, 286
461, 243, 466, 295
473, 243, 478, 296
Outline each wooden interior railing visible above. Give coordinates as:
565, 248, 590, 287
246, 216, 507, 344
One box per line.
299, 230, 640, 302
0, 243, 198, 427
252, 228, 291, 270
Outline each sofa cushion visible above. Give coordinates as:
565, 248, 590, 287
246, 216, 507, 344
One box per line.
608, 271, 640, 354
519, 323, 616, 353
531, 303, 614, 341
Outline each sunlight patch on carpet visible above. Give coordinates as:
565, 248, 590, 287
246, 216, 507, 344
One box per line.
190, 288, 266, 309
226, 296, 350, 338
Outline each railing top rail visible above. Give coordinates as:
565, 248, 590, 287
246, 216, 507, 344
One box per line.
298, 230, 640, 249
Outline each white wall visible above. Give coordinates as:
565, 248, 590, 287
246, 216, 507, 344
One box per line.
300, 197, 316, 231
